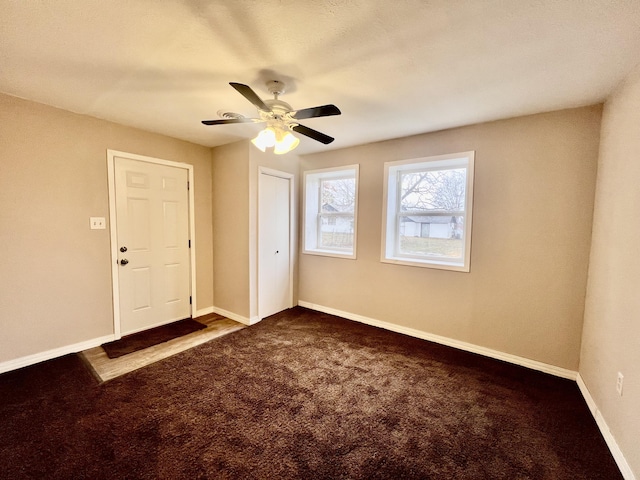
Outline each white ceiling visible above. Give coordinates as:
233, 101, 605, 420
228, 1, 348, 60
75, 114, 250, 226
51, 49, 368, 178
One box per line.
2, 1, 640, 154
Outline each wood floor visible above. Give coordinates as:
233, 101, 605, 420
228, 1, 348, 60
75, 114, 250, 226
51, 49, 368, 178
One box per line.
81, 313, 245, 382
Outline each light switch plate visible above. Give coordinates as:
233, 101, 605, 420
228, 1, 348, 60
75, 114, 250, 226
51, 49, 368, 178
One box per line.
90, 217, 106, 229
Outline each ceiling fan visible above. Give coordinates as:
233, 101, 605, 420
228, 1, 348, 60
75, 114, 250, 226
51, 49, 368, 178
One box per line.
202, 81, 341, 154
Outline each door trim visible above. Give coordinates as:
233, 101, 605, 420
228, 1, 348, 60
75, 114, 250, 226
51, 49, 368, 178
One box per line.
107, 149, 196, 339
257, 167, 294, 320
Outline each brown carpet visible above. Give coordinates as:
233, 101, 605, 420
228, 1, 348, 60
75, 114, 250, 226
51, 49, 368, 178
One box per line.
0, 307, 622, 479
101, 318, 206, 358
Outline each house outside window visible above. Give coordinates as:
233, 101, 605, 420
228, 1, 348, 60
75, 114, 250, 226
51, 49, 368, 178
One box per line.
303, 165, 359, 258
382, 152, 475, 272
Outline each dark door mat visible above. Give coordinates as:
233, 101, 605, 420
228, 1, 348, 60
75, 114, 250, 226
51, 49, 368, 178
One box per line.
102, 319, 207, 359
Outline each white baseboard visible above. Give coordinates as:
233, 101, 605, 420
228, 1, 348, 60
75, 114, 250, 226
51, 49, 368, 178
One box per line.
576, 374, 636, 480
194, 306, 214, 318
297, 301, 577, 380
0, 334, 115, 375
212, 306, 259, 326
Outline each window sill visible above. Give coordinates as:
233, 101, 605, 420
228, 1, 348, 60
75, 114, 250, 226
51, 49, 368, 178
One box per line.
303, 249, 356, 260
380, 256, 469, 272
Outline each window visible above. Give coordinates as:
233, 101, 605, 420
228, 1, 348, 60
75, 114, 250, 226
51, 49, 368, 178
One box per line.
382, 152, 475, 272
303, 165, 359, 258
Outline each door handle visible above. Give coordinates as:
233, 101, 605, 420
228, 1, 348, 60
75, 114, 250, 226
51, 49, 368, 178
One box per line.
120, 259, 129, 266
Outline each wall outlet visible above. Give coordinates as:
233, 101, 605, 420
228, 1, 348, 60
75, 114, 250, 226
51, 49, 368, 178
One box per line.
90, 217, 106, 230
616, 372, 624, 396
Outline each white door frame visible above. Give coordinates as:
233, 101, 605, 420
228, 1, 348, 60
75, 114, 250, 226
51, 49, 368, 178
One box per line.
257, 166, 294, 320
107, 149, 196, 339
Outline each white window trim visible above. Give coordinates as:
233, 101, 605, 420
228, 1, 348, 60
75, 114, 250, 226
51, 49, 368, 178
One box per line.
381, 151, 475, 272
303, 164, 359, 259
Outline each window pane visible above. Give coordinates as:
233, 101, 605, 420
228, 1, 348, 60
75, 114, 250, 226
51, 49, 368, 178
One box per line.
400, 168, 466, 212
398, 215, 464, 259
397, 168, 466, 259
304, 165, 359, 258
321, 178, 355, 214
319, 215, 354, 249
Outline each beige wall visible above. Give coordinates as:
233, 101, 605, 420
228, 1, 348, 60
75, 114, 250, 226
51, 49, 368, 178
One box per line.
211, 141, 300, 322
581, 64, 640, 476
211, 142, 251, 318
300, 106, 602, 370
0, 93, 213, 365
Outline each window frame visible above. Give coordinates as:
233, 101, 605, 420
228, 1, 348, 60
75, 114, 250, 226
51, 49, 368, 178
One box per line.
381, 151, 475, 272
302, 164, 359, 259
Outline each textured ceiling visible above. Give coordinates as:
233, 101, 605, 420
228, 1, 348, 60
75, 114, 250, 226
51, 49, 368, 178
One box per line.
2, 0, 640, 154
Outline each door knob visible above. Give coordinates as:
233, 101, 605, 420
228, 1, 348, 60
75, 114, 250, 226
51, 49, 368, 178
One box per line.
120, 259, 129, 266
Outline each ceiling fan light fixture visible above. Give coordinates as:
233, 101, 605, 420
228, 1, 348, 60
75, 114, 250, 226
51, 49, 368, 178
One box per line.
252, 125, 300, 155
274, 131, 300, 155
251, 127, 277, 152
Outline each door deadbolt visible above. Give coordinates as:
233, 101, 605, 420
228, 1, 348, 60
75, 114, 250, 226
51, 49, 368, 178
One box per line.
120, 246, 127, 253
120, 258, 129, 266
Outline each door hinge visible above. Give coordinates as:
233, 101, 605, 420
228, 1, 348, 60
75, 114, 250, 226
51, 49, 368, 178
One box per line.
188, 239, 191, 248
189, 296, 192, 305
187, 181, 190, 190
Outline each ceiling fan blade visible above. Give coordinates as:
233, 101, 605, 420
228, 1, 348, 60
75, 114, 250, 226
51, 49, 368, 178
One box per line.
229, 82, 272, 112
291, 104, 341, 120
201, 118, 262, 125
292, 124, 335, 144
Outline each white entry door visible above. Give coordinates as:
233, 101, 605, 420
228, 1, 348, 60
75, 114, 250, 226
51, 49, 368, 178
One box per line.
259, 171, 292, 319
114, 156, 191, 335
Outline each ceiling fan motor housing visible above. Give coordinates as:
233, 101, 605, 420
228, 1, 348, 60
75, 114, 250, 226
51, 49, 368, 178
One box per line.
265, 98, 293, 114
